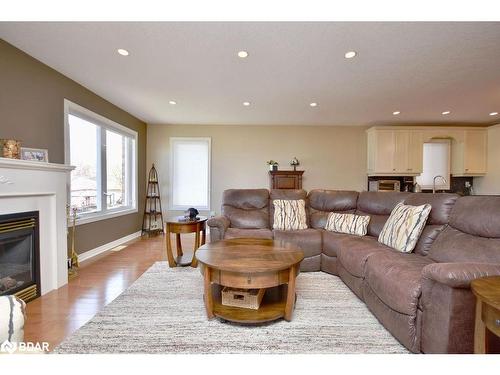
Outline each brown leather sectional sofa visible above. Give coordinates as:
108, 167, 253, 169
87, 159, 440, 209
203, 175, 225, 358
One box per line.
207, 188, 500, 353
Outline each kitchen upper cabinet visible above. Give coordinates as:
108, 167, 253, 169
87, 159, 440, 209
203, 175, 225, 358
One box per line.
451, 129, 487, 176
367, 128, 423, 176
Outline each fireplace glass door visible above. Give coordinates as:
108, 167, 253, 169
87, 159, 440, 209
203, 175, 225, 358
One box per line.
0, 212, 40, 300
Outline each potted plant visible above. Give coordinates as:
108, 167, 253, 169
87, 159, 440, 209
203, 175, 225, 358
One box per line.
289, 157, 300, 171
267, 160, 279, 171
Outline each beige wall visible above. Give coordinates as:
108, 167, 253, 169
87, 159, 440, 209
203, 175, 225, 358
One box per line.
147, 124, 368, 216
474, 124, 500, 195
0, 40, 147, 254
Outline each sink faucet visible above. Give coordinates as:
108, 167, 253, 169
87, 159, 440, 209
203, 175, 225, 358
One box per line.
433, 175, 447, 193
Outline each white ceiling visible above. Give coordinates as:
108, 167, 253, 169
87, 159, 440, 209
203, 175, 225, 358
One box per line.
1, 22, 499, 126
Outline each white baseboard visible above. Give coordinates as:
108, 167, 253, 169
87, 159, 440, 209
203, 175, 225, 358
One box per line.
78, 230, 142, 263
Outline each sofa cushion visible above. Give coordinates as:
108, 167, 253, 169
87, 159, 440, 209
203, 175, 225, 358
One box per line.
325, 212, 370, 236
273, 228, 321, 257
322, 230, 352, 257
364, 252, 433, 315
404, 193, 459, 256
272, 199, 308, 230
378, 202, 432, 253
449, 196, 500, 238
428, 196, 500, 263
356, 192, 410, 237
337, 236, 393, 277
224, 228, 273, 239
307, 190, 358, 229
222, 189, 270, 229
404, 193, 458, 226
428, 226, 500, 263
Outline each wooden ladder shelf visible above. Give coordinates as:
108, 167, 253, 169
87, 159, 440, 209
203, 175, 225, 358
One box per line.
142, 164, 164, 236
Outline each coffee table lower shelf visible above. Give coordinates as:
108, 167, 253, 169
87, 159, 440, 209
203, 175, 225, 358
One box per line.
210, 285, 290, 324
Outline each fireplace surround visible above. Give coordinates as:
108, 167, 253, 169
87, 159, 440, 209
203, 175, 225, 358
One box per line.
0, 157, 74, 296
0, 211, 40, 301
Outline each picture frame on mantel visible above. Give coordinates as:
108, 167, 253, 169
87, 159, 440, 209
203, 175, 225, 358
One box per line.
20, 147, 49, 162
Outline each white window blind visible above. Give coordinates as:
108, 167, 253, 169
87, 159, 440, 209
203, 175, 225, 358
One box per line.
170, 137, 211, 210
416, 141, 451, 190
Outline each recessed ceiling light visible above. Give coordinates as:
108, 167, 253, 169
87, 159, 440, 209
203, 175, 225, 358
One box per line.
309, 102, 318, 107
344, 51, 357, 59
238, 51, 249, 58
490, 112, 498, 116
117, 49, 129, 56
392, 111, 401, 115
242, 101, 251, 106
442, 111, 451, 115
169, 100, 177, 105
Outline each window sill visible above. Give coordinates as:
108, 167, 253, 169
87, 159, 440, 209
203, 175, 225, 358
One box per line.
71, 207, 138, 227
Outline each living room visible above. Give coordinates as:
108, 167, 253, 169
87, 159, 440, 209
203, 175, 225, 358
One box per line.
1, 0, 500, 372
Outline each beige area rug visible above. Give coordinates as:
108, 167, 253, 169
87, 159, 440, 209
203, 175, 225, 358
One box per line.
54, 262, 409, 354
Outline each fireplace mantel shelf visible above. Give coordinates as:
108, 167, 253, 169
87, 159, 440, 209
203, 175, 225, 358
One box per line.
0, 157, 75, 172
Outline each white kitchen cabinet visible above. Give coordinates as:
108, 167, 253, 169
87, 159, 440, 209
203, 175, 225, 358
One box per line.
367, 128, 423, 176
451, 129, 487, 176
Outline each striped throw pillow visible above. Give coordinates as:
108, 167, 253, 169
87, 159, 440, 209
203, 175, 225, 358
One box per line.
0, 295, 26, 344
378, 202, 432, 253
273, 199, 308, 231
324, 213, 370, 236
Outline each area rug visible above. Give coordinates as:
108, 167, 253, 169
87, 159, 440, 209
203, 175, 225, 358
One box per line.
54, 262, 409, 354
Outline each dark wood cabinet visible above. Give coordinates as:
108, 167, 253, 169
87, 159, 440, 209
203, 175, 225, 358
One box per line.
269, 170, 304, 190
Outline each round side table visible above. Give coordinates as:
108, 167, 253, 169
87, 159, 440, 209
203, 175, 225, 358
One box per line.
471, 276, 500, 354
165, 216, 207, 268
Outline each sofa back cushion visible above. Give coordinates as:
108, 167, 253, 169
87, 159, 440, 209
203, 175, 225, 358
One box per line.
429, 196, 500, 263
404, 193, 459, 256
307, 190, 358, 229
355, 192, 410, 237
270, 189, 308, 228
222, 189, 270, 229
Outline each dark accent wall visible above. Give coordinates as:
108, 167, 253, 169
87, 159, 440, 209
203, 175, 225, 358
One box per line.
0, 39, 147, 254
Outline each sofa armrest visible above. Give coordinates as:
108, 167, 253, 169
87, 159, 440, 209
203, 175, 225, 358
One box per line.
422, 262, 500, 289
207, 215, 230, 241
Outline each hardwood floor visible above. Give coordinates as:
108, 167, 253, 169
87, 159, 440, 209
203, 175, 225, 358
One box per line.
23, 233, 197, 351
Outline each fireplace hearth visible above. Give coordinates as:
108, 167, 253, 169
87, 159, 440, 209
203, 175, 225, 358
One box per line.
0, 211, 40, 302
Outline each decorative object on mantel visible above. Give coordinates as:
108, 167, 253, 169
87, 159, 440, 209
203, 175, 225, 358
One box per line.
269, 170, 304, 190
20, 147, 49, 162
142, 164, 164, 236
267, 160, 279, 171
66, 205, 79, 279
289, 157, 300, 171
1, 139, 21, 159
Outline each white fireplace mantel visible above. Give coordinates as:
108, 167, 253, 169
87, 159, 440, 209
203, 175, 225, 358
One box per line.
0, 157, 75, 295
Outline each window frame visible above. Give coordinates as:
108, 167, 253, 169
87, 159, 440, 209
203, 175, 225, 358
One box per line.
169, 137, 211, 211
64, 99, 138, 226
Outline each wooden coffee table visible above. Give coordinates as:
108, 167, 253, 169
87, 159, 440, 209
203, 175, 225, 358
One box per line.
195, 238, 304, 324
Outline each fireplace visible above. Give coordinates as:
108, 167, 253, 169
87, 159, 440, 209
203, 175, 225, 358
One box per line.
0, 211, 40, 302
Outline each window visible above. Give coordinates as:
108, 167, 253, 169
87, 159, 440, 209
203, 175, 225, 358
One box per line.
64, 100, 138, 224
416, 140, 451, 190
170, 137, 211, 210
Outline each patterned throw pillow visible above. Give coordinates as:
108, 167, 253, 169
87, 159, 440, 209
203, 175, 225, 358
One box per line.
324, 213, 370, 236
273, 199, 308, 230
378, 202, 432, 253
0, 295, 26, 344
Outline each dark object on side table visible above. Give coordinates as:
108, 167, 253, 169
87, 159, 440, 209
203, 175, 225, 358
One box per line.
184, 207, 199, 220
